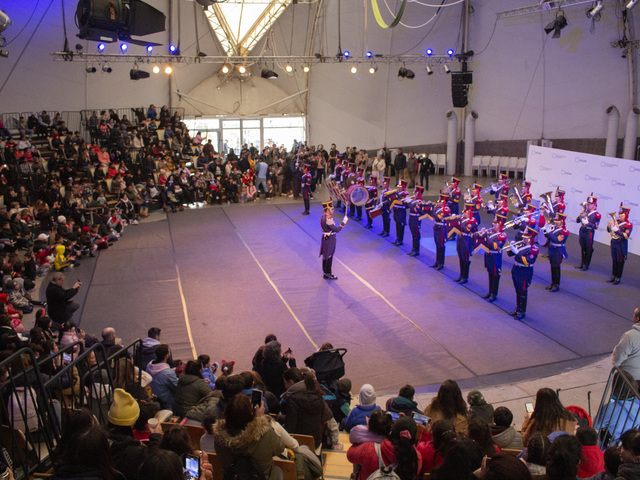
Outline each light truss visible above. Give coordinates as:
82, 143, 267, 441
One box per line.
51, 52, 465, 66
497, 0, 594, 19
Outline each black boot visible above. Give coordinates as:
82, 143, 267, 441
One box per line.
583, 249, 593, 270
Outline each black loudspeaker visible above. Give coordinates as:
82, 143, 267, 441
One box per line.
451, 72, 473, 85
452, 84, 468, 108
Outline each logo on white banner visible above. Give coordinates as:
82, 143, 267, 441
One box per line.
585, 175, 601, 181
552, 153, 566, 159
630, 165, 640, 172
612, 180, 626, 187
624, 200, 638, 207
561, 170, 573, 176
600, 162, 617, 168
531, 150, 542, 156
571, 187, 583, 194
539, 165, 552, 172
575, 157, 588, 163
548, 182, 559, 189
596, 193, 613, 200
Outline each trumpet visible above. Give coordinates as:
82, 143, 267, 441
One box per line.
479, 178, 511, 196
500, 239, 525, 253
509, 185, 525, 209
503, 213, 531, 229
484, 200, 496, 212
442, 181, 452, 195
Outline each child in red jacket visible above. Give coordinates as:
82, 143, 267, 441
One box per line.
576, 426, 605, 479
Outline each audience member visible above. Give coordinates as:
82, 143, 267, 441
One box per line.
471, 452, 533, 480
524, 432, 551, 477
386, 384, 422, 416
140, 327, 163, 368
545, 434, 582, 480
147, 343, 179, 410
45, 272, 81, 327
615, 429, 640, 480
172, 360, 219, 421
576, 426, 605, 479
254, 340, 296, 398
490, 406, 524, 450
344, 383, 380, 432
349, 409, 393, 445
430, 437, 482, 480
424, 379, 469, 437
467, 417, 501, 458
522, 388, 578, 446
417, 419, 457, 474
467, 389, 494, 425
588, 446, 621, 480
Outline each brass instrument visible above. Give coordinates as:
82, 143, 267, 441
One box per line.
484, 200, 496, 212
442, 181, 452, 195
464, 186, 473, 203
608, 211, 621, 239
503, 213, 530, 229
578, 201, 589, 221
509, 185, 524, 209
479, 178, 511, 196
500, 239, 525, 253
539, 191, 555, 223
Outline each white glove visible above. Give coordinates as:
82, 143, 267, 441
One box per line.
511, 245, 518, 254
581, 217, 588, 225
612, 226, 619, 233
343, 216, 349, 224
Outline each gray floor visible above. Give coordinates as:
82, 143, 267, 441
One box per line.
46, 178, 636, 422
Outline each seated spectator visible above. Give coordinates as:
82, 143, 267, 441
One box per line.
523, 431, 551, 477
589, 446, 622, 480
0, 313, 26, 352
467, 417, 501, 458
546, 434, 582, 480
173, 360, 219, 421
213, 393, 285, 480
522, 388, 578, 446
198, 354, 219, 390
50, 408, 124, 480
467, 389, 494, 425
253, 340, 296, 398
344, 383, 380, 432
349, 409, 393, 445
53, 244, 77, 271
471, 452, 532, 480
417, 419, 457, 474
347, 416, 422, 480
147, 343, 178, 410
332, 377, 352, 429
101, 327, 124, 358
252, 333, 278, 368
386, 384, 422, 417
490, 406, 524, 450
424, 379, 469, 437
576, 426, 604, 479
200, 405, 218, 453
212, 374, 245, 419
430, 437, 483, 480
59, 321, 84, 354
139, 448, 184, 480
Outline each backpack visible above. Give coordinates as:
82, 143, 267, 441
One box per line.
365, 443, 400, 480
223, 454, 267, 480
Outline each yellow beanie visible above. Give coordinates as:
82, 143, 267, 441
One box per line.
108, 388, 140, 427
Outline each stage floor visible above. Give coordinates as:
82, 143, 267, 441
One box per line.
71, 197, 638, 395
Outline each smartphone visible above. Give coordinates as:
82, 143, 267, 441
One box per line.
183, 453, 200, 480
412, 412, 431, 425
525, 402, 534, 413
62, 353, 72, 362
388, 411, 401, 421
251, 389, 263, 408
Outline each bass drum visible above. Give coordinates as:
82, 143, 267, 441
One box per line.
346, 185, 369, 206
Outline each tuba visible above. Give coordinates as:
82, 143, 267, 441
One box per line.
539, 191, 555, 223
509, 185, 524, 209
608, 212, 620, 239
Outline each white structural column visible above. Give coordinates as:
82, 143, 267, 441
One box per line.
464, 111, 478, 177
605, 106, 619, 158
623, 107, 640, 160
446, 110, 458, 176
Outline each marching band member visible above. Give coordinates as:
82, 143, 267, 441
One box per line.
454, 203, 478, 285
543, 213, 569, 292
492, 172, 510, 202
575, 193, 601, 271
607, 205, 633, 285
364, 175, 378, 229
552, 188, 566, 214
354, 169, 365, 222
521, 180, 531, 197
514, 205, 538, 243
507, 227, 540, 320
301, 163, 312, 215
470, 183, 483, 225
430, 191, 451, 271
392, 180, 409, 247
319, 201, 348, 280
482, 214, 507, 302
495, 194, 510, 219
407, 186, 426, 257
378, 177, 392, 238
449, 176, 461, 215
333, 157, 345, 211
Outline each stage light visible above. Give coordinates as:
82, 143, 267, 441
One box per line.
303, 65, 310, 73
86, 66, 97, 73
425, 65, 433, 75
75, 0, 166, 43
130, 67, 150, 80
120, 43, 128, 53
426, 48, 433, 56
164, 65, 172, 74
0, 10, 12, 34
444, 65, 451, 74
447, 49, 454, 57
366, 51, 372, 58
344, 51, 350, 58
398, 65, 415, 79
238, 65, 246, 74
169, 44, 179, 55
369, 66, 377, 74
152, 65, 160, 73
102, 65, 112, 73
221, 65, 229, 74
146, 45, 153, 53
75, 43, 83, 52
587, 1, 603, 18
627, 0, 639, 9
261, 68, 278, 79
97, 43, 106, 52
545, 12, 567, 38
350, 65, 357, 74
285, 64, 293, 73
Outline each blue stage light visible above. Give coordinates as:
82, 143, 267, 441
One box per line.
97, 43, 106, 52
120, 43, 128, 53
146, 45, 153, 53
366, 51, 372, 58
426, 48, 433, 56
169, 44, 177, 54
447, 49, 454, 56
344, 50, 350, 58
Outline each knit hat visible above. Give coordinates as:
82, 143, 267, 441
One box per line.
58, 215, 66, 223
467, 389, 486, 406
337, 378, 352, 395
359, 384, 377, 406
37, 233, 49, 241
108, 388, 140, 426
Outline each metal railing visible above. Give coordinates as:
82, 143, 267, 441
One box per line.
0, 339, 143, 478
593, 366, 640, 449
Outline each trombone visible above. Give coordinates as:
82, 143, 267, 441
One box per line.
500, 239, 525, 253
503, 213, 531, 229
478, 178, 511, 196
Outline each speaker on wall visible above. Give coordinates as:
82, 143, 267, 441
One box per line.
451, 84, 468, 108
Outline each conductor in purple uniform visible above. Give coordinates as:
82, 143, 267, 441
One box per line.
320, 201, 348, 280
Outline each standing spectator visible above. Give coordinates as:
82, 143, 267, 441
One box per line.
406, 152, 418, 188
254, 341, 296, 399
394, 148, 406, 184
418, 154, 434, 190
371, 155, 385, 186
255, 157, 269, 199
45, 272, 81, 327
344, 384, 380, 432
612, 307, 640, 380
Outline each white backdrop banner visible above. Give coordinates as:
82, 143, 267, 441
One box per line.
525, 145, 640, 256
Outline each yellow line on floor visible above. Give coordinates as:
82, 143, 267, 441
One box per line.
237, 232, 318, 350
175, 263, 198, 359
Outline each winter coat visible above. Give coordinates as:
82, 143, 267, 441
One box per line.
416, 440, 444, 474
387, 396, 422, 416
54, 244, 72, 271
490, 425, 524, 450
578, 444, 605, 479
172, 373, 215, 418
140, 337, 160, 369
423, 404, 469, 438
347, 439, 423, 480
616, 462, 640, 480
254, 356, 296, 398
344, 404, 380, 432
521, 414, 578, 447
281, 381, 326, 449
213, 415, 285, 480
146, 361, 178, 410
469, 403, 495, 425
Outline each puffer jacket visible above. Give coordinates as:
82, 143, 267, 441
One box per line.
172, 373, 213, 417
282, 381, 326, 449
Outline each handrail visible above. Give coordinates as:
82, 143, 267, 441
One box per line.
593, 366, 640, 448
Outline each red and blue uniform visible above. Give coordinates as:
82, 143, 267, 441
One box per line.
508, 235, 539, 320
607, 208, 633, 284
483, 225, 507, 302
576, 197, 600, 270
544, 219, 569, 291
301, 169, 312, 215
455, 212, 478, 284
431, 198, 451, 270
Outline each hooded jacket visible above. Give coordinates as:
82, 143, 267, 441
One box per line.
344, 404, 381, 432
140, 337, 161, 368
54, 244, 71, 271
490, 424, 524, 450
281, 381, 327, 449
213, 415, 284, 480
146, 361, 178, 410
172, 373, 213, 417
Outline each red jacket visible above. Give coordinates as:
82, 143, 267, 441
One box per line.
578, 444, 605, 479
347, 439, 422, 480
